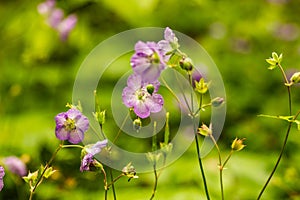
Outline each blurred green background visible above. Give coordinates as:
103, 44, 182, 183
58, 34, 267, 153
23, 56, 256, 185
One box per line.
1, 0, 300, 199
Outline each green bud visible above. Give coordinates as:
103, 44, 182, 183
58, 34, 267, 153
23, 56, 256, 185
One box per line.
133, 118, 142, 132
146, 84, 155, 95
290, 72, 300, 84
179, 57, 194, 71
93, 110, 106, 125
211, 97, 224, 107
195, 78, 209, 94
231, 138, 246, 151
198, 124, 212, 136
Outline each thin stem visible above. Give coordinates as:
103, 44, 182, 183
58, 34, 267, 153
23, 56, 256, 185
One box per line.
109, 168, 117, 200
209, 135, 224, 200
107, 174, 124, 188
257, 63, 292, 199
113, 113, 129, 143
30, 143, 63, 195
149, 164, 158, 200
101, 167, 108, 200
257, 123, 292, 199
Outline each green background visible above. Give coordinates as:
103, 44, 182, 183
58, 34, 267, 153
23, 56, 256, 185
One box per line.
1, 0, 300, 199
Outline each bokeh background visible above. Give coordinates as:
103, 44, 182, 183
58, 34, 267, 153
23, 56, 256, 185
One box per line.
1, 0, 300, 199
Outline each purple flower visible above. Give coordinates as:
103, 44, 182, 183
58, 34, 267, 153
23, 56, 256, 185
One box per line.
131, 41, 166, 82
57, 14, 77, 41
0, 166, 4, 192
37, 0, 56, 15
48, 8, 64, 28
80, 139, 108, 172
122, 74, 164, 119
80, 153, 94, 172
3, 156, 27, 177
158, 27, 179, 57
55, 108, 89, 144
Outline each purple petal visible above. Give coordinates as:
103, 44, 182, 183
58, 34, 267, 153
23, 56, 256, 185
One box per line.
80, 153, 93, 172
58, 14, 77, 41
4, 156, 27, 177
37, 0, 56, 15
75, 115, 89, 133
146, 93, 164, 113
126, 74, 142, 90
0, 166, 4, 192
68, 129, 84, 144
140, 63, 162, 82
55, 127, 69, 141
86, 139, 108, 155
48, 8, 63, 28
134, 101, 150, 118
122, 87, 137, 108
134, 41, 153, 55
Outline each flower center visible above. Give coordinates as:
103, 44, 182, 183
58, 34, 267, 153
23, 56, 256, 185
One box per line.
150, 52, 160, 64
64, 117, 76, 131
135, 88, 149, 101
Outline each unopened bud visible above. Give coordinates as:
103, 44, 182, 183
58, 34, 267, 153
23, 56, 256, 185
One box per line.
290, 72, 300, 84
211, 97, 224, 107
179, 57, 194, 71
133, 118, 142, 132
146, 84, 155, 95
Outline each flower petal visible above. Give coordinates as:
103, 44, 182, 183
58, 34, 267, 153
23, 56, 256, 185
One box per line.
146, 94, 164, 113
68, 129, 84, 144
55, 127, 69, 141
134, 101, 150, 118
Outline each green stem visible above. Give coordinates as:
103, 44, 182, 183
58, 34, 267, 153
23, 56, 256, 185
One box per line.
209, 135, 224, 200
257, 63, 292, 199
109, 168, 117, 200
149, 163, 158, 200
101, 167, 108, 200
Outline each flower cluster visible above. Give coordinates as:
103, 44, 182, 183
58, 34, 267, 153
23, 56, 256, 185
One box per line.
122, 27, 179, 119
37, 0, 77, 41
0, 166, 4, 192
55, 108, 89, 144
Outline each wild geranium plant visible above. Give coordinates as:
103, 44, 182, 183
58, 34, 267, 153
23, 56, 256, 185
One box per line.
1, 19, 300, 199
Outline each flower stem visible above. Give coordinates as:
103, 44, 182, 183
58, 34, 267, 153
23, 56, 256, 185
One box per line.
109, 168, 117, 200
149, 163, 158, 200
257, 63, 292, 199
29, 142, 64, 199
209, 135, 224, 200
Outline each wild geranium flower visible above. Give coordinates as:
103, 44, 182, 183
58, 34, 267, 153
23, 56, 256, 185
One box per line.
131, 41, 166, 82
3, 156, 27, 177
158, 27, 180, 57
0, 166, 4, 191
122, 74, 164, 119
55, 108, 89, 144
80, 139, 108, 172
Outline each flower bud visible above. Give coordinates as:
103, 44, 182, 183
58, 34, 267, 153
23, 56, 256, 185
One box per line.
198, 124, 212, 136
231, 138, 246, 151
122, 163, 138, 181
93, 110, 106, 125
133, 118, 142, 132
146, 84, 155, 95
290, 72, 300, 84
179, 57, 194, 71
211, 97, 224, 107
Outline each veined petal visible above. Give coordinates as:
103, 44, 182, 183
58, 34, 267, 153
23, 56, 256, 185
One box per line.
55, 127, 69, 140
134, 101, 150, 118
146, 94, 164, 113
68, 129, 84, 144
